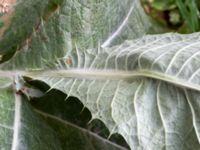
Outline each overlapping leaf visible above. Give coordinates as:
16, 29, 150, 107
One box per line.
30, 87, 130, 149
0, 80, 63, 150
0, 0, 65, 62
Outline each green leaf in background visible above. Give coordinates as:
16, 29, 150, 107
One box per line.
176, 0, 200, 32
38, 111, 128, 150
31, 91, 128, 150
0, 1, 68, 69
150, 0, 176, 10
0, 0, 64, 63
0, 79, 62, 150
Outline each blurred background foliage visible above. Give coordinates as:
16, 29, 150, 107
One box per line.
141, 0, 200, 33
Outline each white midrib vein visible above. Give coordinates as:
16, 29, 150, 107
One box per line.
11, 93, 22, 150
1, 69, 200, 92
25, 69, 200, 92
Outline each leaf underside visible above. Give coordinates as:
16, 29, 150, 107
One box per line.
34, 32, 200, 150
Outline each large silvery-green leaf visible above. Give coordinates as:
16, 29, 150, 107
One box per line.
26, 32, 200, 149
0, 0, 155, 149
2, 0, 200, 149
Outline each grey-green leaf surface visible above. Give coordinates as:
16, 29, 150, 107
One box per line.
60, 0, 151, 49
29, 32, 200, 150
0, 2, 68, 69
0, 0, 66, 67
0, 0, 152, 68
35, 109, 128, 150
0, 81, 62, 150
0, 0, 64, 62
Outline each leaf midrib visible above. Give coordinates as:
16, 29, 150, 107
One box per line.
0, 69, 198, 91
23, 69, 200, 92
